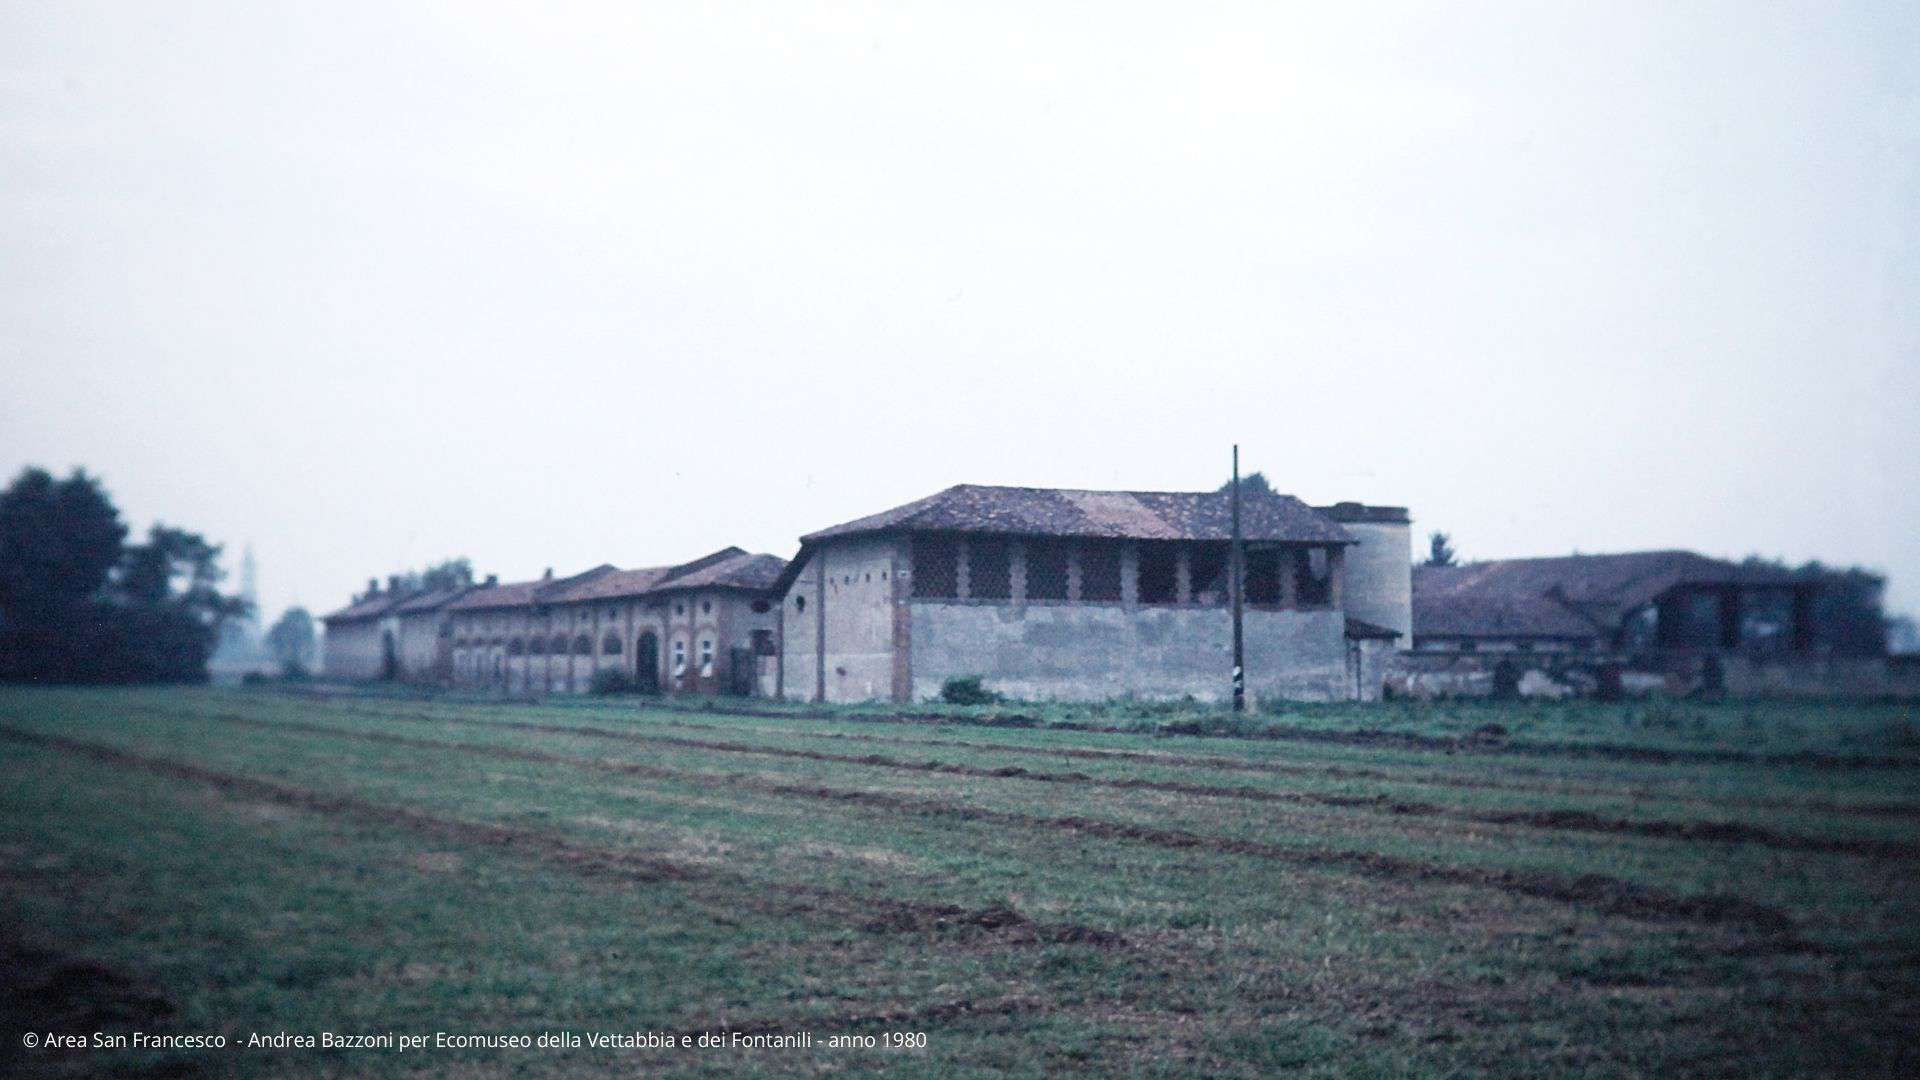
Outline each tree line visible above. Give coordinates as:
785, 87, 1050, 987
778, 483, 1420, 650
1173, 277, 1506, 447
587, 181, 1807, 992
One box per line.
0, 467, 246, 683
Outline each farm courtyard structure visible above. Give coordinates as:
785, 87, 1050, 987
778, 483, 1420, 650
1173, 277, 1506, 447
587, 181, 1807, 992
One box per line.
773, 484, 1411, 704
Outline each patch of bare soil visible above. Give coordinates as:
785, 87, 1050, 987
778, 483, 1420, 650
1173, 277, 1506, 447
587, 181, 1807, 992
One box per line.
0, 936, 175, 1074
86, 716, 1801, 935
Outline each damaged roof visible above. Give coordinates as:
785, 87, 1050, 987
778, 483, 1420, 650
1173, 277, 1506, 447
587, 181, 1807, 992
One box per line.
437, 548, 787, 614
802, 484, 1354, 545
1412, 592, 1603, 641
319, 592, 405, 624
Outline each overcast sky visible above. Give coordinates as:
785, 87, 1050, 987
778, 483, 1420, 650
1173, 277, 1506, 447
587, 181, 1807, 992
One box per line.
4, 2, 1916, 624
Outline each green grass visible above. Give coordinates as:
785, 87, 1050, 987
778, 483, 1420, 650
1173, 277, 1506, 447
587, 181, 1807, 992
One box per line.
2, 686, 1916, 1077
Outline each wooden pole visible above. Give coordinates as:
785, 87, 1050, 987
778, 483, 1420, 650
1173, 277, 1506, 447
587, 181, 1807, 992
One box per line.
1231, 444, 1246, 713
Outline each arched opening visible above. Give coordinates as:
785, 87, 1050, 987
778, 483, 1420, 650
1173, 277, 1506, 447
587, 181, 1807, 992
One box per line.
634, 631, 660, 694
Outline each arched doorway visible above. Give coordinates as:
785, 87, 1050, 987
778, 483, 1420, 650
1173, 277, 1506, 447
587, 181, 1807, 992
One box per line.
634, 631, 660, 694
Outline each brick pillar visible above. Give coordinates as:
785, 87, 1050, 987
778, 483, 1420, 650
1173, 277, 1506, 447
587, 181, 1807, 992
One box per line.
1328, 546, 1345, 609
1010, 541, 1028, 606
1120, 543, 1139, 608
1175, 547, 1193, 604
1280, 547, 1298, 608
955, 537, 971, 600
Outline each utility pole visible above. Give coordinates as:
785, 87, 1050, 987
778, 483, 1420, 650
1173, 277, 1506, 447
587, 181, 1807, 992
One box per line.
1230, 444, 1246, 713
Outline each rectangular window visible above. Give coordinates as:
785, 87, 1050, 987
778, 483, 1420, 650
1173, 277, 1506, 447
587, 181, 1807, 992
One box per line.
911, 535, 959, 599
1296, 547, 1333, 607
1079, 541, 1122, 602
1189, 544, 1229, 605
969, 537, 1011, 600
751, 628, 776, 656
672, 640, 686, 675
1137, 541, 1180, 604
698, 637, 715, 677
1245, 548, 1285, 605
1024, 539, 1069, 601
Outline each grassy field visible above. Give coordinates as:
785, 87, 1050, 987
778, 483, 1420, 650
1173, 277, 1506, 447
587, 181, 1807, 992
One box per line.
2, 687, 1916, 1077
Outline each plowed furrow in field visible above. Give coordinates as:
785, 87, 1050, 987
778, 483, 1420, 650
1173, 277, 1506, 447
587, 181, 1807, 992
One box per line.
291, 702, 1918, 858
158, 710, 1800, 933
0, 725, 1117, 950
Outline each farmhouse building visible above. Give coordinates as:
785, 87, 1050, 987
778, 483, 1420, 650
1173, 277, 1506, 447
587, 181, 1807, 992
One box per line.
772, 484, 1410, 705
1411, 551, 1819, 655
443, 547, 784, 697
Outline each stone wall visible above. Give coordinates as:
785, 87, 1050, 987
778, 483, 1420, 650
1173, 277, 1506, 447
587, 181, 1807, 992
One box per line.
778, 535, 903, 703
321, 619, 388, 681
908, 602, 1352, 704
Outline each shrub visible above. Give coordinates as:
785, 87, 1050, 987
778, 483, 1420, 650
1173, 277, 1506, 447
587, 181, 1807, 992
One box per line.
940, 676, 1000, 706
590, 668, 637, 696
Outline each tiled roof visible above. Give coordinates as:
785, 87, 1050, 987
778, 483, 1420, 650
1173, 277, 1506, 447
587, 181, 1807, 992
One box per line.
802, 484, 1353, 545
434, 549, 787, 615
653, 551, 787, 593
391, 585, 476, 616
320, 592, 404, 623
1412, 593, 1601, 640
1412, 551, 1808, 638
1344, 617, 1403, 640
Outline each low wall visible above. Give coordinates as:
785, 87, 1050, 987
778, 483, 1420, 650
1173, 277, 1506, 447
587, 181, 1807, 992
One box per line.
910, 602, 1354, 704
1389, 650, 1903, 699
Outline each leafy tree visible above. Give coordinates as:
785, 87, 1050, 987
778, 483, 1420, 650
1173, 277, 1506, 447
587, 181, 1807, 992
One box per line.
1425, 531, 1458, 567
0, 468, 126, 621
265, 607, 317, 675
0, 466, 243, 684
387, 558, 475, 595
1216, 471, 1276, 497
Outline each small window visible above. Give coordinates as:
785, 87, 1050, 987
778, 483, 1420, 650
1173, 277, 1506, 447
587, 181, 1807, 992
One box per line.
671, 640, 687, 675
701, 599, 712, 615
698, 637, 715, 677
509, 637, 525, 656
603, 633, 622, 655
1138, 541, 1180, 604
574, 634, 592, 655
751, 628, 775, 656
1025, 539, 1070, 601
970, 537, 1012, 600
911, 535, 959, 599
674, 602, 685, 616
1079, 541, 1122, 603
751, 599, 771, 614
794, 595, 806, 612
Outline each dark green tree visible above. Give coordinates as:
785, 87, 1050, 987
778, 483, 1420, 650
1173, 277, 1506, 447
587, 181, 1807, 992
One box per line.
1426, 531, 1458, 567
0, 467, 244, 683
1216, 471, 1276, 497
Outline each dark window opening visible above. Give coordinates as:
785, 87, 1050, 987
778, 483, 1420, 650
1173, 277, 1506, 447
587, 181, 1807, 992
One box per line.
970, 537, 1011, 600
1079, 541, 1122, 602
574, 634, 592, 655
1024, 539, 1070, 601
1245, 548, 1285, 605
794, 595, 806, 612
751, 628, 776, 656
1138, 541, 1180, 603
1296, 547, 1332, 606
911, 534, 960, 599
528, 636, 545, 656
751, 599, 771, 614
603, 633, 622, 655
1189, 544, 1229, 604
508, 638, 524, 656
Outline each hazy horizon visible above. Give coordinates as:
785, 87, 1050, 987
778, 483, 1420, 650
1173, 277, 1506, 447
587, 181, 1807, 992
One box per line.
4, 2, 1915, 625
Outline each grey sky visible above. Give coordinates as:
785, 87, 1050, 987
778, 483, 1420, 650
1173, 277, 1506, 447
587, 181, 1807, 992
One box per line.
4, 2, 1916, 624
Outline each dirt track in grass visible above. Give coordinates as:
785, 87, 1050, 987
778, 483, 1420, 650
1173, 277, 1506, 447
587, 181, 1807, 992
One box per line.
270, 701, 1920, 859
121, 710, 1806, 934
0, 725, 1121, 950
